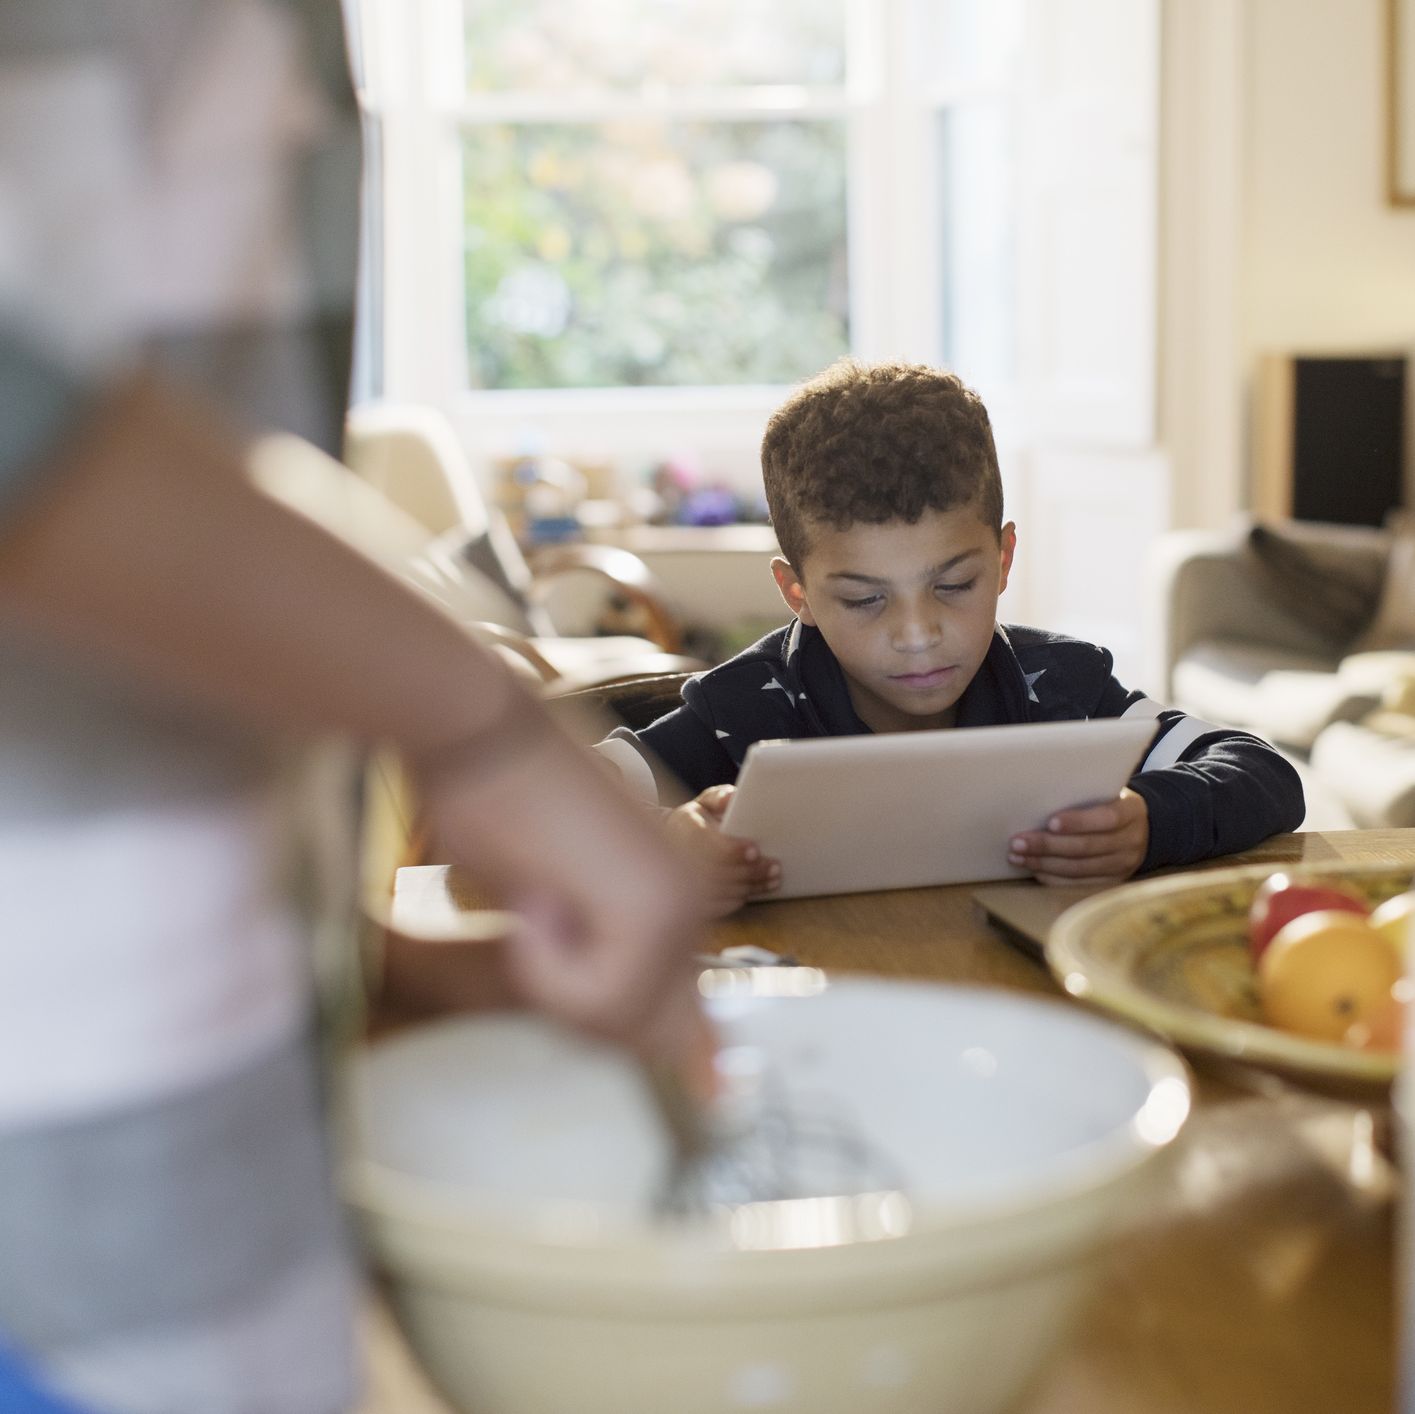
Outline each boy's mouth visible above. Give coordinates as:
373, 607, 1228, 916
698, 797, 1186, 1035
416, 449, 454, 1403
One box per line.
888, 665, 956, 690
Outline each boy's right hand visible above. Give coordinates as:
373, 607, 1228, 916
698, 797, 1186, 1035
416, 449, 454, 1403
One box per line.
667, 785, 781, 918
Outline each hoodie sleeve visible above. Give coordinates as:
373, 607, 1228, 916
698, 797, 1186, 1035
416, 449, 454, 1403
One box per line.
594, 641, 800, 800
597, 701, 739, 803
1089, 672, 1306, 870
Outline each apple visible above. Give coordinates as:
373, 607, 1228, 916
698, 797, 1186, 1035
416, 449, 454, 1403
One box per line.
1247, 871, 1369, 962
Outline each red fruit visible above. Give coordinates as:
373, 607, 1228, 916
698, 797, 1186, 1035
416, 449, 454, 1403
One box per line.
1248, 872, 1369, 962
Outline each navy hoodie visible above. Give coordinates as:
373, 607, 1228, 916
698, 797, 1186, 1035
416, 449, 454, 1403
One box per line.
606, 620, 1305, 873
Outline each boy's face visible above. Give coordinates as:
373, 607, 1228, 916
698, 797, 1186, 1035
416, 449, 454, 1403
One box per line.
772, 505, 1016, 734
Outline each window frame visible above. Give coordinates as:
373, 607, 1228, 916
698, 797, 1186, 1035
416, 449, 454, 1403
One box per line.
352, 0, 1025, 451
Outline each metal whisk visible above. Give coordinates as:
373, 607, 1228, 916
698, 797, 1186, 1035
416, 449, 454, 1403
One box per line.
645, 1040, 901, 1220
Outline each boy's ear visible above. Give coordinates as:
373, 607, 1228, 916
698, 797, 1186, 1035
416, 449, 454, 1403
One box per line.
997, 522, 1018, 595
770, 556, 815, 625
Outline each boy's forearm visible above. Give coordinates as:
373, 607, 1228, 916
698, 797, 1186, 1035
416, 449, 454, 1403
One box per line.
0, 374, 531, 756
1128, 740, 1306, 870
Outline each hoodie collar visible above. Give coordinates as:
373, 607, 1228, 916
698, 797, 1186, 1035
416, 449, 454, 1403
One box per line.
954, 625, 1034, 726
781, 621, 871, 736
781, 621, 1034, 733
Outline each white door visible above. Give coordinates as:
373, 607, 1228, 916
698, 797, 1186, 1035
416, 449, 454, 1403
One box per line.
1007, 0, 1167, 689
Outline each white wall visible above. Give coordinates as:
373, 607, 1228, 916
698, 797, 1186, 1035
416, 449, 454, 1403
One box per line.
1158, 0, 1245, 531
1160, 0, 1415, 529
1241, 0, 1415, 513
1241, 0, 1415, 363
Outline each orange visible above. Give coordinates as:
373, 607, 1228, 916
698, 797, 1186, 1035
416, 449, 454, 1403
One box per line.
1258, 910, 1403, 1042
1343, 992, 1407, 1051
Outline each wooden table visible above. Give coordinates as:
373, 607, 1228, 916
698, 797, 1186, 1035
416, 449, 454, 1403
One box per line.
368, 830, 1412, 1414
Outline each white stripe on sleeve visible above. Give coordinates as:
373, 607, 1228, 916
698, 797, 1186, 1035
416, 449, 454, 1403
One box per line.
1122, 697, 1225, 772
594, 737, 660, 804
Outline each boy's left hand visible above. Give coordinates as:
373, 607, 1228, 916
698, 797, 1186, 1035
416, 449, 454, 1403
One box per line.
1007, 787, 1150, 886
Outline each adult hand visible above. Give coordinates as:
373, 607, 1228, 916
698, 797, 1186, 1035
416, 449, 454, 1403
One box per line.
417, 711, 718, 1096
1006, 786, 1150, 886
666, 784, 781, 918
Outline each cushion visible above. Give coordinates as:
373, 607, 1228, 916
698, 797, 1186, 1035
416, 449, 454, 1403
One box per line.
1251, 670, 1380, 751
1353, 513, 1415, 652
1336, 648, 1415, 695
1310, 720, 1415, 827
1247, 522, 1383, 646
1171, 637, 1384, 750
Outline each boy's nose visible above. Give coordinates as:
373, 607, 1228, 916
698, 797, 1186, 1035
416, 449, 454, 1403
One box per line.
889, 605, 942, 652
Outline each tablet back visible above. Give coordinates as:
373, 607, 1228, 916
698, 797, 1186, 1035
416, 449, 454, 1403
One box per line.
718, 716, 1158, 900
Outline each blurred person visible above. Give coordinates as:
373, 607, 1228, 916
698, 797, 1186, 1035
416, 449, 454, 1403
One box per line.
0, 4, 708, 1411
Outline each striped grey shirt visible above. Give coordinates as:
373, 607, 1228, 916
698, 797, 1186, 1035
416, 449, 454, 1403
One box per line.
0, 3, 363, 1410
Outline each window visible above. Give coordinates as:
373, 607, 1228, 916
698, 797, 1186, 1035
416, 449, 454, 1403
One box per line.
355, 0, 1024, 405
353, 0, 1165, 677
460, 0, 850, 390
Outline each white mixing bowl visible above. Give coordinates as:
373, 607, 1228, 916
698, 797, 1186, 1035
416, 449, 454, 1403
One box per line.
344, 977, 1190, 1414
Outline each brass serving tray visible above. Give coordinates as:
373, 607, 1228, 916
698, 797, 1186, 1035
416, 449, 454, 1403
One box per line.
1046, 861, 1411, 1100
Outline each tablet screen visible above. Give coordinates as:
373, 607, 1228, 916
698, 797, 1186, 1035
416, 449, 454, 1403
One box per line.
718, 716, 1158, 899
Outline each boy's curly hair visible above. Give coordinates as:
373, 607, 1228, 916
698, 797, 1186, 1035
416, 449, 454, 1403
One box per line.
760, 359, 1003, 571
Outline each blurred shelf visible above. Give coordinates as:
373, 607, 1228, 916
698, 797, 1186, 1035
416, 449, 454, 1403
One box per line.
583, 523, 778, 554
573, 523, 784, 632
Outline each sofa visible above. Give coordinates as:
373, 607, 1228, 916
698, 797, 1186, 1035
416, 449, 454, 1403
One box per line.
1149, 515, 1415, 829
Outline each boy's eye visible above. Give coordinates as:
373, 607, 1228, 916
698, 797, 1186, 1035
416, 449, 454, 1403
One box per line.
840, 595, 882, 610
936, 578, 978, 596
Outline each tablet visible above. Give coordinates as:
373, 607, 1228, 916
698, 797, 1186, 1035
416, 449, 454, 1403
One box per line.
718, 716, 1159, 900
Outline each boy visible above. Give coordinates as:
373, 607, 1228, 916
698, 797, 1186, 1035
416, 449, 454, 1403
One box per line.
599, 360, 1305, 913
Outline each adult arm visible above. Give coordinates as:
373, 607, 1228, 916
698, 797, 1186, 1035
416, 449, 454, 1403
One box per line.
0, 373, 712, 1074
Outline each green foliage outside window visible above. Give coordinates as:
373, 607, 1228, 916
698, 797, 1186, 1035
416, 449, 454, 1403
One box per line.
462, 120, 850, 389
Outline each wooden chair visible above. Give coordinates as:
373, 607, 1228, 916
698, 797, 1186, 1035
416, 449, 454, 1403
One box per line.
545, 669, 695, 736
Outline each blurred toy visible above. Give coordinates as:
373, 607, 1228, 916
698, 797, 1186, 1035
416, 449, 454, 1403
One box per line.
678, 485, 738, 526
501, 448, 588, 544
647, 455, 700, 524
642, 455, 768, 528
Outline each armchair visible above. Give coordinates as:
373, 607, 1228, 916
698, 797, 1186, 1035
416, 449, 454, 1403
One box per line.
343, 401, 704, 682
1149, 517, 1393, 746
1148, 515, 1415, 827
253, 411, 705, 688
